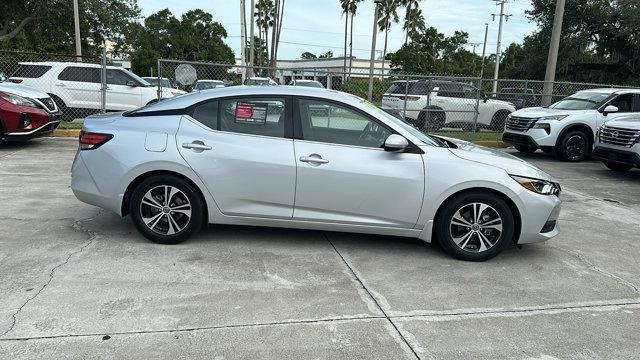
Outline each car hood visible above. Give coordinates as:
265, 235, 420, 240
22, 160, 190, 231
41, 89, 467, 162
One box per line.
512, 106, 591, 118
0, 82, 50, 98
439, 136, 553, 181
489, 99, 516, 107
160, 87, 187, 95
604, 116, 640, 130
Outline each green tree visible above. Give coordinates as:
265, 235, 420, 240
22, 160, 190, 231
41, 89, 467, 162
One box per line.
0, 0, 140, 55
300, 51, 317, 59
123, 9, 234, 75
346, 0, 364, 75
400, 0, 421, 45
319, 51, 333, 59
254, 0, 274, 66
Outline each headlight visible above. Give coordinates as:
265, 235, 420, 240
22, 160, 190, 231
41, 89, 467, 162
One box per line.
538, 115, 568, 121
510, 175, 560, 195
0, 92, 37, 107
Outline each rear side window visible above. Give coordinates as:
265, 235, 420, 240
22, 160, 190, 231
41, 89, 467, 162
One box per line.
13, 64, 51, 78
58, 66, 100, 83
387, 82, 414, 94
219, 97, 286, 138
436, 83, 464, 98
191, 101, 219, 130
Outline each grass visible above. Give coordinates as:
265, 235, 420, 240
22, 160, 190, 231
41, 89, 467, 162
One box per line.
57, 121, 83, 129
431, 131, 502, 142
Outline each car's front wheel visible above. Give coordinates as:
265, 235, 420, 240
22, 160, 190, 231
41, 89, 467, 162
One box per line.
604, 162, 633, 172
557, 130, 590, 162
130, 175, 204, 244
435, 191, 515, 261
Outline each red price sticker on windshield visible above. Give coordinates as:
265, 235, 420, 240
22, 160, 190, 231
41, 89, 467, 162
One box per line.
235, 104, 254, 119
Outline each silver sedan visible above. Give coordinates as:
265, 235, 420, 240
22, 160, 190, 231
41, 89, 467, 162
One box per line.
71, 86, 561, 261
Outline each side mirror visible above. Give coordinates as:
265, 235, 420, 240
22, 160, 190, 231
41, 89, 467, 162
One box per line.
481, 91, 488, 102
602, 105, 618, 116
384, 134, 409, 152
126, 80, 138, 87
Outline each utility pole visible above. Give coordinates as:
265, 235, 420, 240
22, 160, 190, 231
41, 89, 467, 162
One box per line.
249, 0, 255, 77
491, 0, 511, 96
542, 0, 566, 106
240, 0, 247, 82
73, 0, 81, 59
479, 24, 489, 80
368, 0, 382, 102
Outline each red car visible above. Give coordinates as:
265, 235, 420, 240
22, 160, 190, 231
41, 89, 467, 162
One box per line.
0, 81, 61, 143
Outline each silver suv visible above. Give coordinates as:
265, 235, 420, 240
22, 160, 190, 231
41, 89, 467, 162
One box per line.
592, 114, 640, 171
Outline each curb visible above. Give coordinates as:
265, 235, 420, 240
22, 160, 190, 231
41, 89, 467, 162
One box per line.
52, 129, 508, 148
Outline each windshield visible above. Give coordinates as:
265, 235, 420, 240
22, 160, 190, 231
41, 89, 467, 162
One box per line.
196, 81, 223, 90
124, 70, 151, 87
295, 81, 323, 88
144, 78, 172, 88
550, 91, 611, 110
245, 78, 272, 86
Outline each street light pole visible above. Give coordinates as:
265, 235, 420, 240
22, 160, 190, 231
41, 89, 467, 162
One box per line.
542, 0, 566, 106
240, 0, 247, 82
249, 0, 255, 77
479, 23, 489, 80
492, 0, 510, 96
73, 0, 81, 58
367, 1, 381, 102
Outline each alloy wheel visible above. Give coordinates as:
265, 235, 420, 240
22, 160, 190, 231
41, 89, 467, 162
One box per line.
565, 134, 586, 161
139, 185, 192, 235
449, 202, 503, 253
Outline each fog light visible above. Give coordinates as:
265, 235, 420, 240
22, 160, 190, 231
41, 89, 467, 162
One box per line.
19, 113, 31, 128
533, 123, 551, 134
541, 220, 556, 233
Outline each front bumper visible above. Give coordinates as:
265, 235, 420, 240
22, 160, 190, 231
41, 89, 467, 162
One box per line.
5, 119, 61, 140
592, 144, 640, 168
515, 189, 562, 244
503, 123, 559, 148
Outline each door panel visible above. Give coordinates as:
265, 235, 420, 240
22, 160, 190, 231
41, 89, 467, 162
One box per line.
105, 69, 142, 110
293, 141, 425, 228
176, 117, 296, 219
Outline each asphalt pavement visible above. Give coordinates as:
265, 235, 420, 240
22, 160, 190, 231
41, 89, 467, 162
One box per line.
1, 138, 639, 359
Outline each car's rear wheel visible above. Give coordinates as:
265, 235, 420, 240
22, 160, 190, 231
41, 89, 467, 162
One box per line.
490, 110, 511, 131
604, 162, 633, 172
418, 108, 445, 131
557, 130, 590, 162
435, 191, 515, 261
514, 144, 536, 154
130, 175, 204, 244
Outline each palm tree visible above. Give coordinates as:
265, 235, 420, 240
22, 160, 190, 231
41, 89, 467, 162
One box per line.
377, 0, 400, 75
347, 0, 364, 76
339, 0, 350, 77
401, 0, 421, 45
403, 6, 426, 42
255, 0, 274, 69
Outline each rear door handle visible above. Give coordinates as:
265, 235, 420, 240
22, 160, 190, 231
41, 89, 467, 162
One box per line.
182, 142, 212, 151
299, 155, 329, 165
55, 83, 66, 87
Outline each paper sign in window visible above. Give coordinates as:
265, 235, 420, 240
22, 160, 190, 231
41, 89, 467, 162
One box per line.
234, 102, 268, 124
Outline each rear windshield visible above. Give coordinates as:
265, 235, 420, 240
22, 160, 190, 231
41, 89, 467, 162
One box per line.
387, 82, 415, 94
13, 64, 52, 78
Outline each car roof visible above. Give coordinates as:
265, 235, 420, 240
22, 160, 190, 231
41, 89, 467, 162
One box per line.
135, 86, 364, 113
17, 61, 127, 71
578, 88, 637, 95
197, 79, 223, 83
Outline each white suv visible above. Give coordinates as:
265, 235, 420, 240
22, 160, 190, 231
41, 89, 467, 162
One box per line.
592, 114, 640, 171
382, 80, 515, 131
9, 62, 185, 116
503, 88, 640, 162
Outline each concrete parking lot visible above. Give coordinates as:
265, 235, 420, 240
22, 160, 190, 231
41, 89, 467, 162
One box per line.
1, 138, 640, 359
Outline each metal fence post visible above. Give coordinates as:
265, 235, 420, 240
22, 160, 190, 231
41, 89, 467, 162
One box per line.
402, 75, 409, 119
425, 78, 432, 131
471, 78, 481, 141
100, 47, 106, 114
157, 59, 162, 101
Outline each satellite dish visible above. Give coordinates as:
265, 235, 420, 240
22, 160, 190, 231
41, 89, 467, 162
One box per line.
175, 64, 197, 86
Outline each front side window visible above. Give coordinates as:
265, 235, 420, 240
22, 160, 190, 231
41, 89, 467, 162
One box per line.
107, 69, 135, 86
607, 94, 636, 113
298, 99, 392, 148
219, 97, 285, 138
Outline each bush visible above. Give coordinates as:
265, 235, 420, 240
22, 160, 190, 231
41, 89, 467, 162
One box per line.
339, 78, 392, 103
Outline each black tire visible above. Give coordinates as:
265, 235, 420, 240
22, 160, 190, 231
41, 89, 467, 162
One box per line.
130, 175, 204, 244
514, 144, 536, 154
418, 107, 445, 131
557, 130, 590, 162
604, 162, 633, 172
490, 110, 511, 131
541, 148, 554, 154
435, 191, 515, 262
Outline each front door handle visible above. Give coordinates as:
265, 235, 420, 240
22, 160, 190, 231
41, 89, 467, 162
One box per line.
299, 155, 329, 165
182, 141, 212, 151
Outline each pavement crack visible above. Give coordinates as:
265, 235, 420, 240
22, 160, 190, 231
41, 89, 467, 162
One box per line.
550, 245, 640, 294
323, 233, 421, 360
0, 212, 100, 338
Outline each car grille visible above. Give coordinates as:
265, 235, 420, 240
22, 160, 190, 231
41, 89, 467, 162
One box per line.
599, 125, 640, 148
36, 97, 57, 112
506, 116, 537, 131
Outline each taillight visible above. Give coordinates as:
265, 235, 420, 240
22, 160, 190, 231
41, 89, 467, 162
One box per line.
9, 79, 23, 84
79, 131, 113, 150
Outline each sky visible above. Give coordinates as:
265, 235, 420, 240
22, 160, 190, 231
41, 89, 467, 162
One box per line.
137, 0, 537, 60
